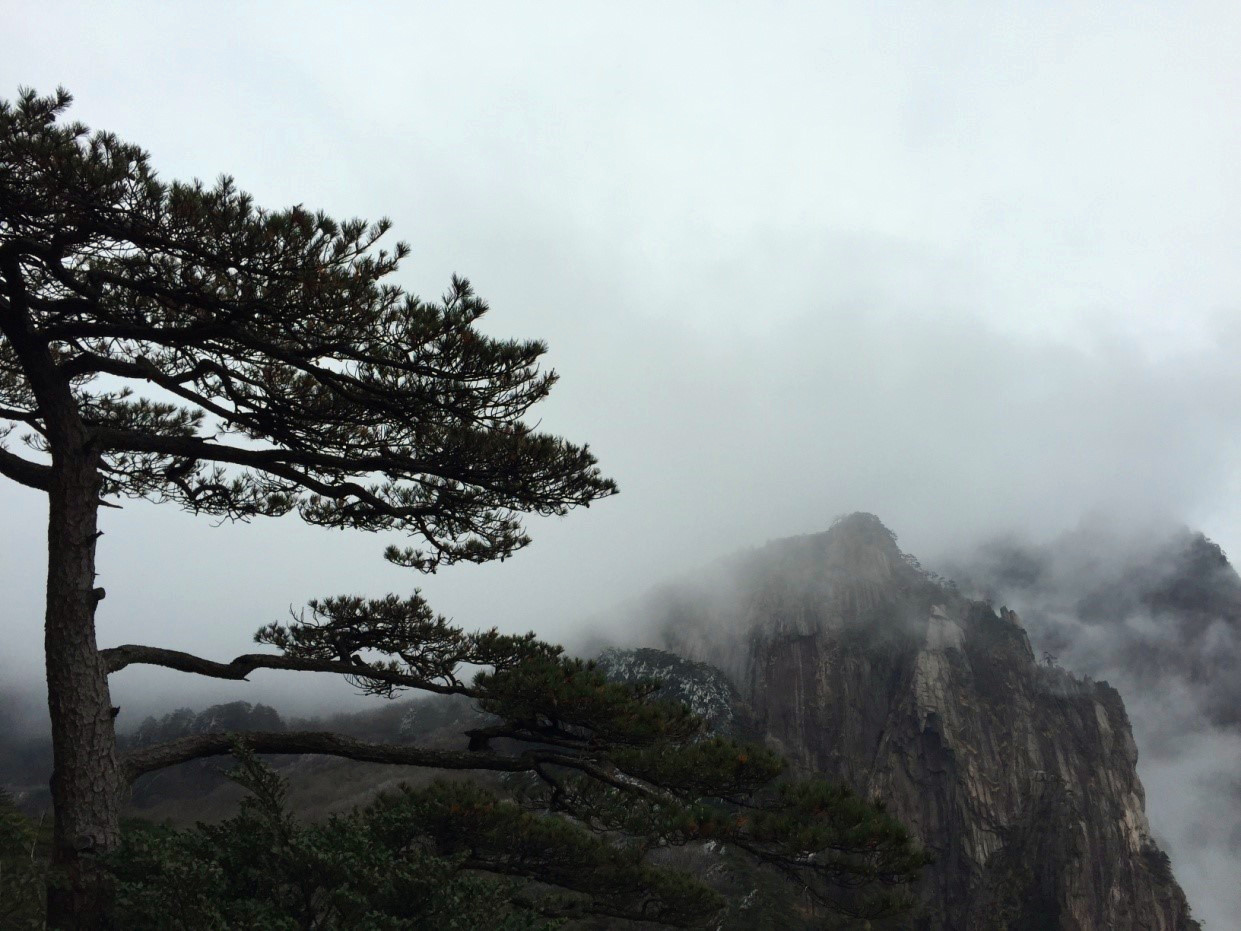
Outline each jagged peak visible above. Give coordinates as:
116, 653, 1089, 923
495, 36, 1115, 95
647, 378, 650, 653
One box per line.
648, 515, 961, 671
609, 516, 1202, 928
826, 511, 901, 548
751, 512, 930, 592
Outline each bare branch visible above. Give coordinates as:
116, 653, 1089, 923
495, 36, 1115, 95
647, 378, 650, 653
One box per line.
0, 444, 51, 490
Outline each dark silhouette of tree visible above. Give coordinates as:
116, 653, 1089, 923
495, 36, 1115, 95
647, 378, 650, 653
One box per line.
0, 89, 927, 928
0, 87, 615, 926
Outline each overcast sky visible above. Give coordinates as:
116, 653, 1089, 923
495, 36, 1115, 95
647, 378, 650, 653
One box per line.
4, 0, 1241, 717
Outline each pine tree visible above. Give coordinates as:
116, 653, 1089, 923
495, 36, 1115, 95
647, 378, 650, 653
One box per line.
0, 86, 614, 926
0, 89, 927, 928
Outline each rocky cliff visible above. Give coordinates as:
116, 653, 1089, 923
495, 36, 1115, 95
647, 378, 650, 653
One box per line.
642, 513, 1199, 930
945, 522, 1241, 734
944, 522, 1241, 929
595, 647, 751, 737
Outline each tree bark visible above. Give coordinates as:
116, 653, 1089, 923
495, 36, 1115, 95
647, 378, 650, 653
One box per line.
43, 444, 121, 930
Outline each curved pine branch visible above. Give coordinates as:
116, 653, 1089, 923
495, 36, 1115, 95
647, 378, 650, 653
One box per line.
117, 731, 672, 807
99, 644, 471, 697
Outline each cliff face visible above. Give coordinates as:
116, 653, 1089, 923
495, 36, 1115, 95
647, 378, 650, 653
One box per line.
946, 523, 1241, 733
943, 523, 1241, 930
655, 514, 1199, 930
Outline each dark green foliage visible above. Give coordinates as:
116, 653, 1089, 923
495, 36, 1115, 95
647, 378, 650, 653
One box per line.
1143, 843, 1175, 885
508, 766, 928, 923
109, 749, 552, 931
475, 655, 707, 747
257, 593, 563, 696
0, 789, 51, 929
2, 85, 616, 926
108, 748, 715, 929
721, 781, 931, 920
610, 736, 786, 797
371, 779, 722, 926
0, 87, 616, 568
103, 639, 929, 928
107, 744, 926, 929
252, 611, 929, 925
1, 91, 930, 927
596, 648, 747, 736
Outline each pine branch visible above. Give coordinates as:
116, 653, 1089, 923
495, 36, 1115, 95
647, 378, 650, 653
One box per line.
99, 644, 471, 697
119, 731, 531, 783
117, 730, 672, 805
0, 445, 50, 490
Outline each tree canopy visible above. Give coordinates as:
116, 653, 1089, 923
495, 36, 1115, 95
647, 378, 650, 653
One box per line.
0, 86, 616, 567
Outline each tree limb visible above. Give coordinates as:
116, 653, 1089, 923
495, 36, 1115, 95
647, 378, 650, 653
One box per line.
119, 731, 533, 783
93, 427, 441, 525
100, 643, 471, 696
0, 445, 51, 490
117, 731, 667, 804
93, 424, 459, 490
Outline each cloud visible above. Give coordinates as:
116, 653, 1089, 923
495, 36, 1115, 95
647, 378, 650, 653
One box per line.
941, 518, 1241, 929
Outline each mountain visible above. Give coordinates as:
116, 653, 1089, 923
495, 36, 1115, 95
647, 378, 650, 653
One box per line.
624, 513, 1200, 930
1, 514, 1216, 927
944, 522, 1241, 732
942, 521, 1241, 929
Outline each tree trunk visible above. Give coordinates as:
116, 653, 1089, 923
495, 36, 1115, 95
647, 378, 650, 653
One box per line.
43, 447, 121, 930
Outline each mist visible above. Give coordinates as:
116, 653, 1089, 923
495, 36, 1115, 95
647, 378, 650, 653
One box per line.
941, 518, 1241, 929
6, 290, 1240, 728
3, 1, 1241, 923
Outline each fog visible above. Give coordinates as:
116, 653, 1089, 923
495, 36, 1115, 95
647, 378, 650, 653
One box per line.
941, 518, 1241, 930
3, 2, 1241, 922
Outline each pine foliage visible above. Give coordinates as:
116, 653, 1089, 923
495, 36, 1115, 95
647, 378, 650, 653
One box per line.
0, 87, 616, 569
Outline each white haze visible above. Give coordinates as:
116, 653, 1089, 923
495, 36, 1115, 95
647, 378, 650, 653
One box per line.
2, 3, 1240, 922
940, 517, 1241, 930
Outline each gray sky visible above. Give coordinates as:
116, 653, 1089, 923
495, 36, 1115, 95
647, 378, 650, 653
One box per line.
3, 5, 1241, 914
4, 0, 1241, 683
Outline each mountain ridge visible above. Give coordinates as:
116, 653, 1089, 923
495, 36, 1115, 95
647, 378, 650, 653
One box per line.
632, 513, 1200, 929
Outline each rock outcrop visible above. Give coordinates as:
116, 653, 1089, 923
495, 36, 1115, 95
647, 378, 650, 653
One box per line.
595, 646, 750, 737
944, 522, 1241, 930
645, 513, 1199, 930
